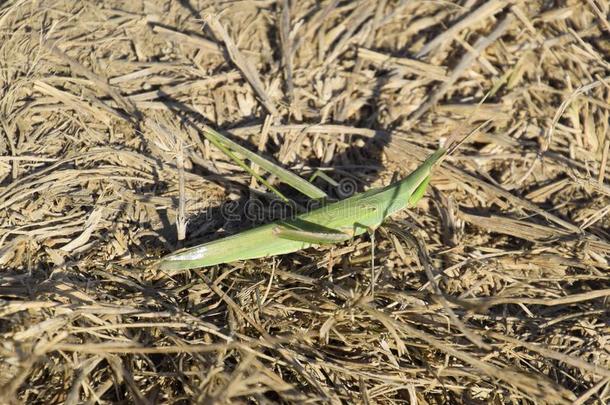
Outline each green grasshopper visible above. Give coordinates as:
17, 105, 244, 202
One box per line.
158, 141, 451, 272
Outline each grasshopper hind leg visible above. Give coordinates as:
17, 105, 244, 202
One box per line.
369, 228, 376, 297
273, 225, 351, 244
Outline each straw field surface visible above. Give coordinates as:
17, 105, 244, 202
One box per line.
0, 0, 609, 403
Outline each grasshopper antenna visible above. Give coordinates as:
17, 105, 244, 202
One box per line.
447, 119, 491, 155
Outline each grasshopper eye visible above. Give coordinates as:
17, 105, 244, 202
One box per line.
408, 176, 431, 206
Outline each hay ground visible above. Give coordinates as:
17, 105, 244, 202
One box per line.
1, 0, 609, 403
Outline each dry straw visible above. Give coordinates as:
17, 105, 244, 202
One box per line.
0, 0, 609, 404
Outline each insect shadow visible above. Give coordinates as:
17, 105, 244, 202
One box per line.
147, 73, 393, 254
